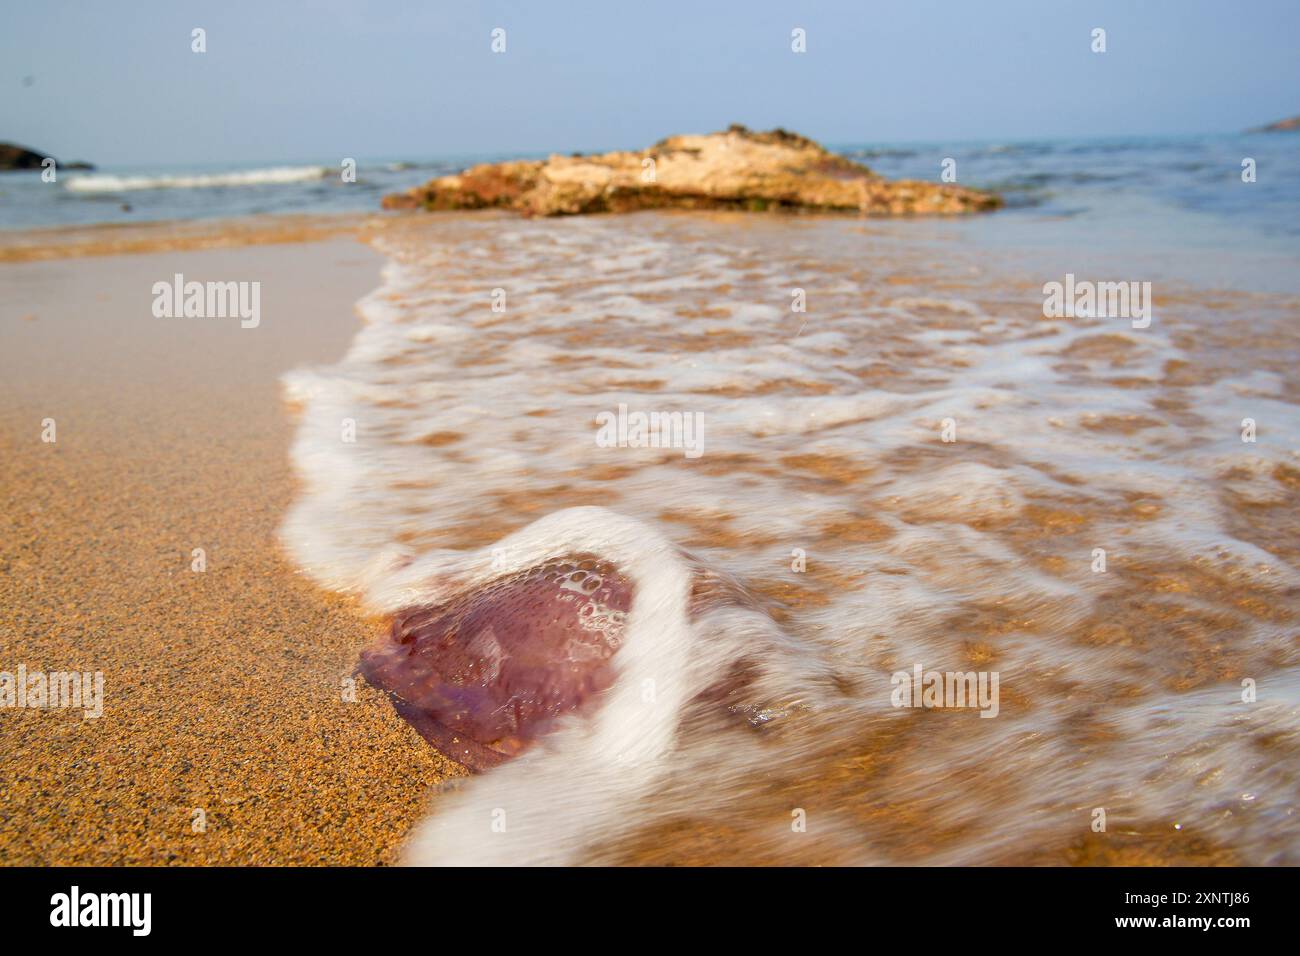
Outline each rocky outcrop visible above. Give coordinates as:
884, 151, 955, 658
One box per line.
1249, 115, 1300, 132
0, 142, 95, 172
0, 143, 48, 171
383, 125, 1000, 217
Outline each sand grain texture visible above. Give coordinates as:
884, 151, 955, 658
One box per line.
0, 237, 460, 865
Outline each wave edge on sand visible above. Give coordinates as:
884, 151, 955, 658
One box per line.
279, 212, 1300, 865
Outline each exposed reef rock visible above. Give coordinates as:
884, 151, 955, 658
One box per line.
383, 124, 1000, 217
1249, 115, 1300, 132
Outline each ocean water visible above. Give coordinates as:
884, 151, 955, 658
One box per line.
0, 155, 495, 230
278, 192, 1300, 863
3, 133, 1299, 266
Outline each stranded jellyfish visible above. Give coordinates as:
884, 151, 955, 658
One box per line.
359, 555, 634, 771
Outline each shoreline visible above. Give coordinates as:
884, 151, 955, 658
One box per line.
0, 212, 383, 264
3, 206, 1297, 865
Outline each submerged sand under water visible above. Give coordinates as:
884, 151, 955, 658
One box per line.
280, 210, 1300, 865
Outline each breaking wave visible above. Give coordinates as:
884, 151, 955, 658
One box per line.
64, 165, 330, 192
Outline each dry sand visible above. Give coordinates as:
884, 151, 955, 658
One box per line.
0, 227, 462, 865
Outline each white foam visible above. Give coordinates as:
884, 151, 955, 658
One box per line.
64, 165, 329, 192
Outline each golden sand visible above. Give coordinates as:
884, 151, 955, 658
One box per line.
0, 232, 461, 864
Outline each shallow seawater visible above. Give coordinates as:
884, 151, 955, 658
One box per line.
282, 210, 1300, 865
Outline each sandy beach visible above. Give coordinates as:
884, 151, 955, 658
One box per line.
0, 225, 462, 865
3, 205, 1299, 867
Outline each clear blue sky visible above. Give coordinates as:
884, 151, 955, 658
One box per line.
3, 0, 1299, 166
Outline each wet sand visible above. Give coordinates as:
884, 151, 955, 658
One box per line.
0, 230, 461, 865
0, 212, 375, 264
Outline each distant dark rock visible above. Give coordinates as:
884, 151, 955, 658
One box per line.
0, 143, 96, 172
0, 142, 47, 171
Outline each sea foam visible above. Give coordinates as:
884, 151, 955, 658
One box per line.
64, 165, 329, 192
281, 212, 1300, 865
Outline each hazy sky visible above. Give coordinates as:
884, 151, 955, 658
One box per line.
4, 0, 1299, 166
